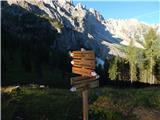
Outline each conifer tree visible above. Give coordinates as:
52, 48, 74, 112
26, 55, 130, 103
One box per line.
144, 28, 159, 84
125, 39, 138, 83
108, 57, 119, 80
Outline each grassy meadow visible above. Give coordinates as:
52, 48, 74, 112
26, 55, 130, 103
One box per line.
1, 86, 160, 120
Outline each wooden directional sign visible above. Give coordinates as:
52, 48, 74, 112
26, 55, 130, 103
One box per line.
70, 49, 98, 120
71, 51, 95, 60
73, 80, 99, 91
71, 76, 90, 85
72, 67, 94, 77
71, 59, 95, 69
71, 76, 98, 85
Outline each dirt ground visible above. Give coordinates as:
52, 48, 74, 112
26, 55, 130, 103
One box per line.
133, 106, 160, 120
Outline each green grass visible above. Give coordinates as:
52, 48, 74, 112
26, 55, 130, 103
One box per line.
89, 87, 160, 120
2, 87, 82, 120
2, 86, 160, 120
90, 87, 160, 109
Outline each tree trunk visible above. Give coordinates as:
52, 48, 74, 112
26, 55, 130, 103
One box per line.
130, 63, 133, 84
144, 70, 147, 83
150, 56, 155, 84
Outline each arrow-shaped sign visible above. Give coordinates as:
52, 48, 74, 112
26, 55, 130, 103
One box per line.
71, 76, 99, 85
70, 80, 99, 92
71, 59, 95, 69
70, 51, 95, 60
72, 67, 97, 77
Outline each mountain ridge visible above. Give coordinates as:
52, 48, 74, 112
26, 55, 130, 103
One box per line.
5, 0, 160, 61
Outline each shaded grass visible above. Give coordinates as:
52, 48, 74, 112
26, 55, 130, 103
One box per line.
2, 87, 82, 120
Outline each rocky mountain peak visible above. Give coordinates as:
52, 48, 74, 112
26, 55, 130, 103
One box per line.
89, 8, 104, 21
75, 3, 85, 10
58, 0, 72, 4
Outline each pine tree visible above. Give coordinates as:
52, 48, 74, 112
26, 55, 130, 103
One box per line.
125, 39, 138, 83
144, 28, 159, 84
108, 57, 119, 80
137, 50, 150, 83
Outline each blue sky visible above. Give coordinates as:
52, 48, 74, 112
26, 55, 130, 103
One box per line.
73, 1, 160, 24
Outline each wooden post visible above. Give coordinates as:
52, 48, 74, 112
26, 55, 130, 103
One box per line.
82, 89, 88, 120
81, 48, 88, 120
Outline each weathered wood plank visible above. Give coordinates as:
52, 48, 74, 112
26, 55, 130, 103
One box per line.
71, 76, 97, 85
73, 80, 99, 90
71, 59, 95, 69
70, 76, 89, 85
72, 67, 94, 77
71, 51, 95, 59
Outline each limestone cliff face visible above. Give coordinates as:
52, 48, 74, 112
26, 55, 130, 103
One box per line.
5, 0, 159, 61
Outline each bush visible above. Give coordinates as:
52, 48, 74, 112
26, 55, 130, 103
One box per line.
89, 107, 125, 120
89, 96, 126, 120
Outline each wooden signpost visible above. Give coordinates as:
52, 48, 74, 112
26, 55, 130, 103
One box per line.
70, 49, 99, 120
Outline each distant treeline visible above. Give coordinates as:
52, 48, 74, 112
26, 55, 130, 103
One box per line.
102, 28, 160, 85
